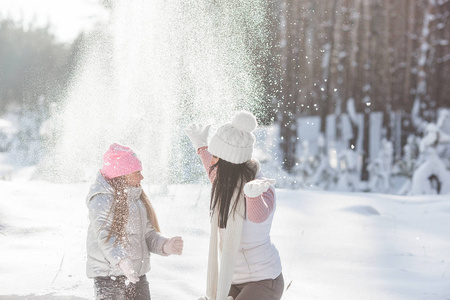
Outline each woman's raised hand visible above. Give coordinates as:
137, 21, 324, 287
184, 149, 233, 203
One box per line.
185, 124, 211, 150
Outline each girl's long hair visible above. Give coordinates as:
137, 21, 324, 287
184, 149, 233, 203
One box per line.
105, 176, 161, 245
210, 159, 256, 229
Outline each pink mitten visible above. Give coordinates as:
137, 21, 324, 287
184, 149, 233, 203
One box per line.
163, 236, 184, 255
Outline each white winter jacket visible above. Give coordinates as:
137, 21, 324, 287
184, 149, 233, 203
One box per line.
226, 195, 282, 284
85, 172, 168, 278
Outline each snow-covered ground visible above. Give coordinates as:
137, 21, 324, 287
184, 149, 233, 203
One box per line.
1, 172, 449, 300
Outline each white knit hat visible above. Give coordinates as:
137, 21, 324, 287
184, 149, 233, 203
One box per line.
208, 111, 257, 164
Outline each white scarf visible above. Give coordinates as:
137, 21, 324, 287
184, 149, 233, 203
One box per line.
206, 188, 245, 300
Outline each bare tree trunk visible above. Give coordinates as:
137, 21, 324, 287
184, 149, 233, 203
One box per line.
360, 0, 371, 182
319, 0, 339, 134
368, 0, 383, 112
429, 0, 449, 110
334, 0, 353, 142
412, 0, 435, 131
403, 0, 415, 111
441, 1, 450, 108
340, 0, 354, 110
309, 0, 325, 113
279, 0, 301, 173
261, 0, 282, 125
383, 0, 394, 141
347, 0, 362, 150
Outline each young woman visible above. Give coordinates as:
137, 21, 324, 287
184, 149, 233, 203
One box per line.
86, 143, 183, 300
186, 111, 283, 300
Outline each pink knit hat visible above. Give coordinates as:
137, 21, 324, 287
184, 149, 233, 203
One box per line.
100, 143, 142, 179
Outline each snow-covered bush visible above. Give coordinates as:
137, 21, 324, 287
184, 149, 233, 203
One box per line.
1, 97, 49, 168
0, 118, 16, 152
409, 112, 450, 195
367, 139, 393, 193
307, 134, 337, 190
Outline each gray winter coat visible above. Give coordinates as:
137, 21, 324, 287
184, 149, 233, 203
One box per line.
86, 172, 168, 278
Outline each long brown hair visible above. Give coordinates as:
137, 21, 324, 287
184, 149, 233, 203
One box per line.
105, 176, 161, 245
210, 159, 256, 228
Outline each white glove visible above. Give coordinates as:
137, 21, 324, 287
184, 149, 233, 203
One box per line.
163, 236, 184, 255
243, 178, 276, 198
185, 124, 211, 150
118, 257, 139, 284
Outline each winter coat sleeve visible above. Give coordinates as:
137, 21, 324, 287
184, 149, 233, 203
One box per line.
145, 221, 169, 256
245, 185, 275, 223
197, 146, 216, 183
88, 194, 127, 266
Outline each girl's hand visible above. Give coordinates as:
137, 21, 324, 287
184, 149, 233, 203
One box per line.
118, 257, 139, 284
243, 178, 276, 198
185, 124, 211, 150
163, 236, 184, 255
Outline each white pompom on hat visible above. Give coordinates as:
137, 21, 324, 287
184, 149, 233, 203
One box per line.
208, 111, 258, 164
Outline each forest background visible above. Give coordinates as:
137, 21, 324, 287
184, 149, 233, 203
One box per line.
0, 0, 449, 194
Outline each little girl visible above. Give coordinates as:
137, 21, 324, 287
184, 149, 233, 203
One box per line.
186, 111, 283, 300
86, 143, 183, 300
